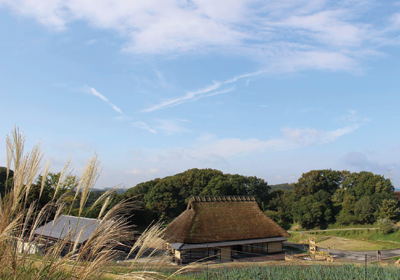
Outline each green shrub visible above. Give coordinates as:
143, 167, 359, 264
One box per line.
377, 218, 396, 234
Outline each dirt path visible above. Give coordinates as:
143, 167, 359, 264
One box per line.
288, 228, 378, 233
286, 242, 400, 262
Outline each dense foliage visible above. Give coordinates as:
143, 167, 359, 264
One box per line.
1, 166, 398, 230
115, 168, 270, 224
116, 168, 398, 229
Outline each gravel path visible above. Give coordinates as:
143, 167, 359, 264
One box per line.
285, 242, 400, 262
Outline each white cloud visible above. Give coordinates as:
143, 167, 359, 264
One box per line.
0, 0, 394, 72
336, 109, 370, 124
272, 10, 367, 47
151, 111, 367, 162
131, 121, 157, 134
83, 86, 123, 115
126, 168, 159, 175
281, 125, 358, 147
281, 110, 368, 146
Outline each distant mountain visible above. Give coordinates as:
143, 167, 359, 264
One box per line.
91, 187, 126, 195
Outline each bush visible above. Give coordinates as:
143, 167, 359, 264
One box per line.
377, 218, 396, 234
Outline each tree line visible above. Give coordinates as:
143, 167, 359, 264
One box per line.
1, 167, 397, 230
115, 168, 398, 229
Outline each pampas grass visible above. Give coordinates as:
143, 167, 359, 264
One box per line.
0, 127, 181, 280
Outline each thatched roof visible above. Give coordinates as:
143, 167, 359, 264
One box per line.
162, 196, 290, 244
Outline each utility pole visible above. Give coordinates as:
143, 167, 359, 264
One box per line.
387, 169, 392, 180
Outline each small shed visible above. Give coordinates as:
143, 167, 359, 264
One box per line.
34, 215, 137, 254
162, 196, 290, 264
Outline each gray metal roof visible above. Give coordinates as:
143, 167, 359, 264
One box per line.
35, 215, 101, 243
171, 237, 287, 250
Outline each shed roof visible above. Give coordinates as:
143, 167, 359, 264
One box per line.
35, 215, 101, 243
162, 196, 290, 244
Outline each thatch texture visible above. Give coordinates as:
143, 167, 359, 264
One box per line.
162, 196, 290, 244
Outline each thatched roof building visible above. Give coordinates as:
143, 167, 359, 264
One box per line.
162, 196, 290, 264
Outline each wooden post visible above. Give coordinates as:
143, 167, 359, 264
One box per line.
364, 254, 367, 280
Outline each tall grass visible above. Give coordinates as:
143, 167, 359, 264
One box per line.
0, 127, 180, 280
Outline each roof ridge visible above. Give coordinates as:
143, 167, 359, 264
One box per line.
61, 215, 99, 221
190, 196, 256, 202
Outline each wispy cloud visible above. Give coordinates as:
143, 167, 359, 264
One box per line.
131, 121, 157, 134
85, 39, 98, 45
146, 111, 367, 162
282, 110, 368, 147
126, 168, 159, 175
281, 125, 358, 147
142, 71, 262, 112
155, 118, 190, 134
342, 152, 399, 174
83, 86, 123, 115
113, 116, 134, 122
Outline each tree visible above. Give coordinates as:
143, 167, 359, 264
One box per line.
354, 196, 374, 224
292, 169, 343, 199
340, 172, 394, 201
290, 170, 342, 228
118, 168, 272, 225
292, 190, 333, 229
336, 195, 357, 225
378, 199, 399, 220
335, 172, 395, 224
0, 167, 14, 197
266, 189, 292, 224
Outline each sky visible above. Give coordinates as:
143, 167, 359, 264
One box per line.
1, 0, 400, 190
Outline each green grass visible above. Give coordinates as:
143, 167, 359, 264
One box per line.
325, 223, 378, 230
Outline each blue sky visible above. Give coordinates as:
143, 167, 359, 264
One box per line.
1, 0, 400, 189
